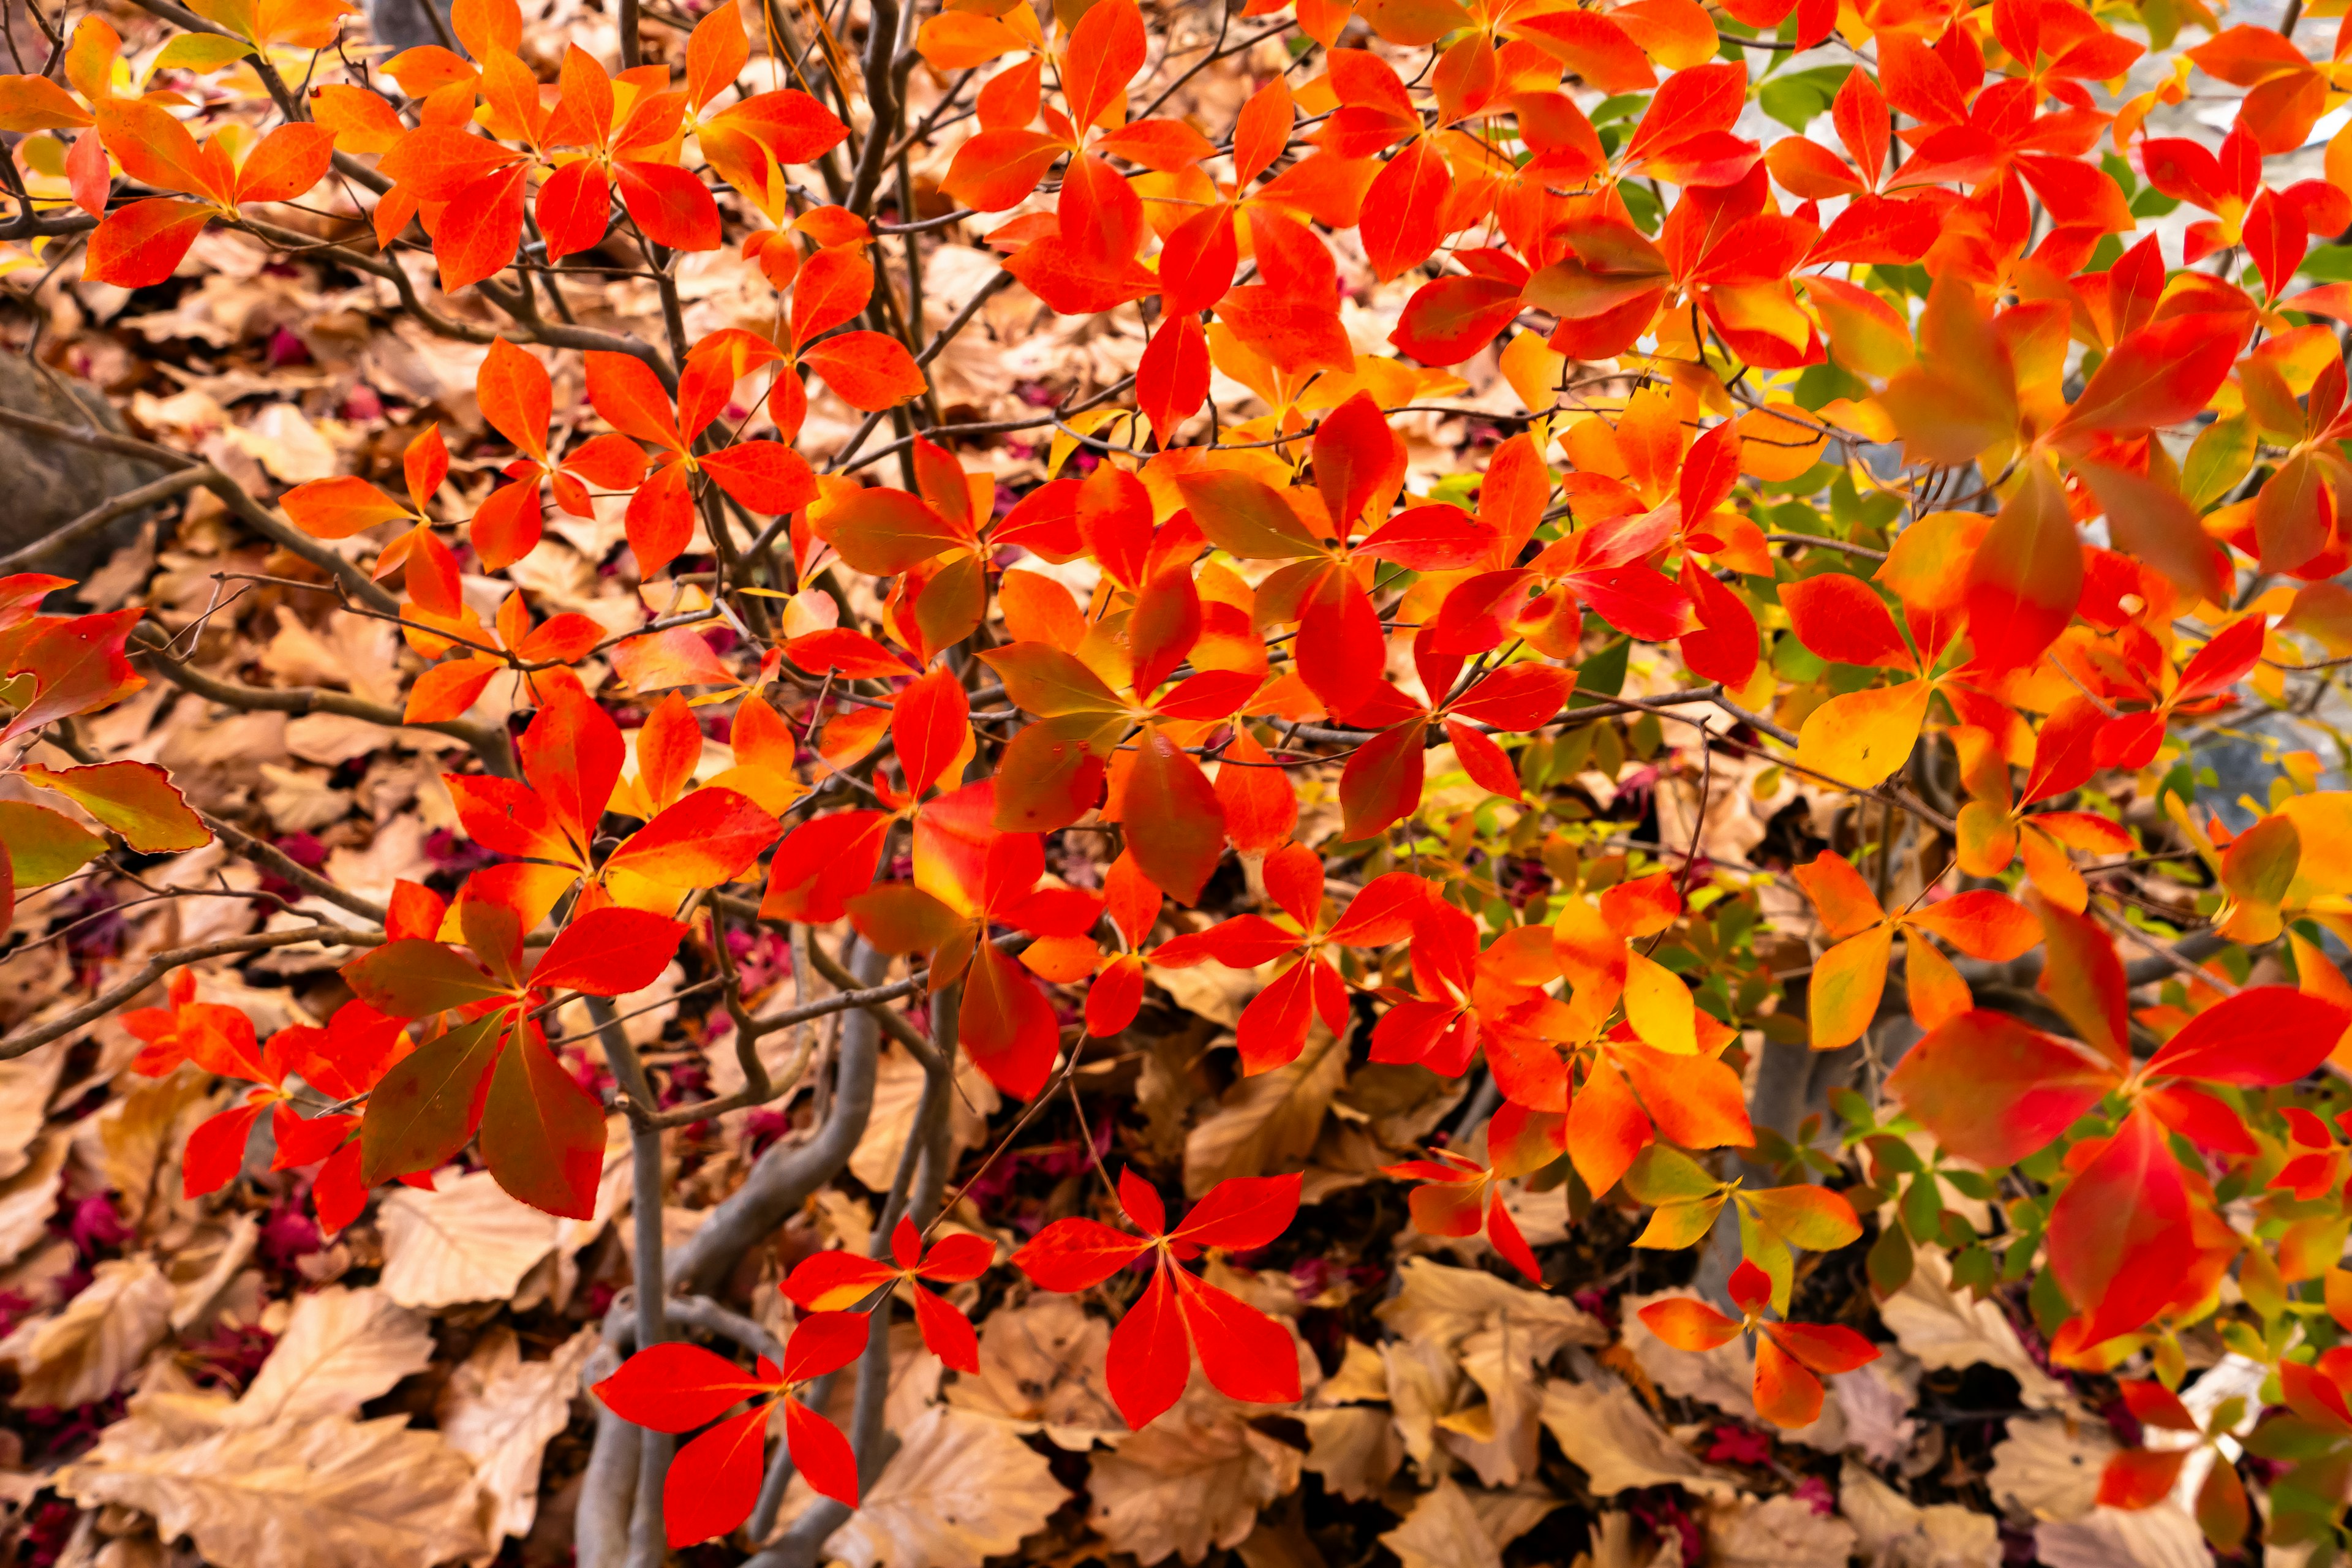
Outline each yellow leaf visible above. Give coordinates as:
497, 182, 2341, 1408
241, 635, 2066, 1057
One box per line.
1623, 949, 1696, 1054
1794, 679, 1929, 791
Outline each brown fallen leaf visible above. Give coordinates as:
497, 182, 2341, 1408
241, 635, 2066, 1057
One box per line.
239, 1286, 436, 1427
375, 1170, 559, 1310
0, 1257, 175, 1408
944, 1295, 1121, 1447
437, 1324, 600, 1540
1380, 1477, 1505, 1568
1085, 1389, 1303, 1566
821, 1404, 1068, 1568
1182, 1029, 1345, 1196
57, 1410, 489, 1568
1537, 1380, 1740, 1501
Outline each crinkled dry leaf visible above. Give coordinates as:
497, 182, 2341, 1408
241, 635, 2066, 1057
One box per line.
435, 1324, 598, 1540
821, 1404, 1068, 1568
0, 1043, 64, 1182
1, 1257, 174, 1408
1703, 1494, 1859, 1568
1295, 1407, 1403, 1502
57, 1411, 488, 1568
2033, 1504, 2209, 1568
1878, 1248, 2070, 1412
944, 1295, 1121, 1446
1087, 1390, 1303, 1566
1374, 1257, 1605, 1355
376, 1171, 559, 1309
0, 1133, 69, 1269
1987, 1417, 2113, 1523
238, 1286, 437, 1427
1182, 1030, 1345, 1196
1840, 1458, 2000, 1568
96, 1066, 217, 1234
1537, 1380, 1740, 1500
1379, 1477, 1504, 1568
850, 1044, 998, 1192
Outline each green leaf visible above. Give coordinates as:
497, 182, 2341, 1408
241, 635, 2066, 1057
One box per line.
341, 939, 508, 1018
0, 800, 106, 888
22, 761, 209, 853
152, 32, 255, 71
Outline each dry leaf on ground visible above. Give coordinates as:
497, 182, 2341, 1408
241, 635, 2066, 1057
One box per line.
1538, 1381, 1741, 1501
0, 1257, 175, 1408
376, 1171, 559, 1309
436, 1324, 599, 1540
821, 1404, 1068, 1568
58, 1411, 488, 1568
1379, 1477, 1504, 1568
1086, 1390, 1304, 1565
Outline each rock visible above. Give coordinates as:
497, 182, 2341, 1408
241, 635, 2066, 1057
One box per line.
0, 356, 165, 587
365, 0, 457, 53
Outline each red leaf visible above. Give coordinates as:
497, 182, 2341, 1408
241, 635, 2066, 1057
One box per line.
1012, 1217, 1152, 1290
616, 159, 722, 250
783, 1310, 872, 1379
2146, 986, 2350, 1086
784, 1396, 859, 1507
1177, 1268, 1303, 1404
2047, 1106, 2194, 1346
183, 1102, 265, 1199
911, 1283, 981, 1373
1174, 1172, 1300, 1248
663, 1405, 770, 1547
800, 331, 927, 411
959, 941, 1061, 1098
1882, 1009, 2120, 1167
1121, 728, 1225, 905
1106, 1267, 1189, 1430
594, 1342, 780, 1431
1781, 574, 1912, 668
85, 198, 211, 287
479, 1023, 605, 1218
434, 163, 529, 292
529, 908, 685, 995
605, 787, 782, 889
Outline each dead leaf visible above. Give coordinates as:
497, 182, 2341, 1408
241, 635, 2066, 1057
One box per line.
436, 1325, 598, 1540
1537, 1380, 1740, 1500
94, 1066, 217, 1234
1380, 1477, 1504, 1568
238, 1286, 435, 1426
1295, 1408, 1403, 1502
0, 1044, 64, 1182
1183, 1030, 1345, 1196
848, 1044, 1000, 1193
376, 1170, 559, 1309
1, 1257, 175, 1408
1839, 1458, 2000, 1568
1376, 1258, 1606, 1485
822, 1404, 1068, 1568
944, 1295, 1121, 1447
57, 1411, 488, 1568
1987, 1416, 2113, 1522
2033, 1504, 2208, 1568
1087, 1389, 1303, 1565
1702, 1494, 1858, 1568
0, 1133, 68, 1268
1879, 1245, 2070, 1412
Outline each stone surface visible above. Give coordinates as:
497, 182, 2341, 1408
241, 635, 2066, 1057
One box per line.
0, 356, 164, 584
